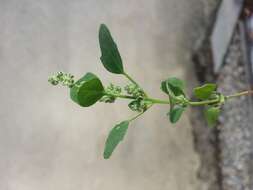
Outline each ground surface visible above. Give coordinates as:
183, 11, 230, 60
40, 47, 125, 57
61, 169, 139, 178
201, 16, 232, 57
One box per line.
0, 1, 209, 189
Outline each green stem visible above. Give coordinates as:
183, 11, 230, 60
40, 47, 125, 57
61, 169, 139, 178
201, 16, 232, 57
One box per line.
129, 104, 153, 122
123, 72, 138, 86
108, 93, 219, 106
107, 92, 170, 104
226, 90, 253, 99
123, 72, 148, 97
129, 111, 145, 122
189, 99, 219, 106
106, 93, 136, 100
145, 98, 170, 104
107, 90, 253, 107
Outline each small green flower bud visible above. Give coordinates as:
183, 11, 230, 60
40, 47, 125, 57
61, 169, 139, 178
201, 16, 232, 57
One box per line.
48, 72, 75, 88
128, 98, 152, 112
124, 83, 144, 98
100, 83, 122, 103
48, 76, 59, 85
99, 95, 116, 103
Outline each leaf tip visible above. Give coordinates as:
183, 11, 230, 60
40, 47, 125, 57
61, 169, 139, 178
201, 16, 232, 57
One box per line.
99, 23, 107, 33
103, 152, 110, 159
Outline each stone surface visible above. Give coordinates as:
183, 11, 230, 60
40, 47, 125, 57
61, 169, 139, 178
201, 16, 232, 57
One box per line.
211, 0, 244, 72
190, 1, 222, 189
192, 23, 253, 190
217, 30, 253, 190
0, 0, 209, 190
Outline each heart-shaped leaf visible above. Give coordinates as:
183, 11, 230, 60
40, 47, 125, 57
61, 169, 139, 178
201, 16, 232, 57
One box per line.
204, 106, 220, 127
167, 105, 185, 124
70, 73, 104, 107
194, 83, 217, 100
104, 121, 129, 159
161, 77, 185, 97
99, 24, 124, 74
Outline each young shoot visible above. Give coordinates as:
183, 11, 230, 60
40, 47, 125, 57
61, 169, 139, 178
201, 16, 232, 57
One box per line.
48, 24, 253, 159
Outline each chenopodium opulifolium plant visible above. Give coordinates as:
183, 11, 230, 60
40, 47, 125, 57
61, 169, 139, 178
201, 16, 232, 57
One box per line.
48, 24, 253, 159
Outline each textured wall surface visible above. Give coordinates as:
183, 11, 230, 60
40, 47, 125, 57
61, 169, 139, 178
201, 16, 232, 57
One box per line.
0, 0, 206, 189
191, 2, 253, 189
217, 29, 253, 190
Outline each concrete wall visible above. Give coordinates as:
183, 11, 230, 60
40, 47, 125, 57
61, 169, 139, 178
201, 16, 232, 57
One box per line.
0, 0, 205, 189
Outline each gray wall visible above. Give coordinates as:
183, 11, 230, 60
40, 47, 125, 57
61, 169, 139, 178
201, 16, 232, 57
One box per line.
0, 0, 204, 189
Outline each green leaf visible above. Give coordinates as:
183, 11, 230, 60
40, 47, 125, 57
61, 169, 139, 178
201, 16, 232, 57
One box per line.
161, 77, 185, 97
161, 80, 169, 94
70, 73, 104, 107
104, 121, 129, 159
204, 106, 220, 127
167, 77, 185, 89
167, 106, 185, 124
194, 83, 217, 100
99, 24, 124, 74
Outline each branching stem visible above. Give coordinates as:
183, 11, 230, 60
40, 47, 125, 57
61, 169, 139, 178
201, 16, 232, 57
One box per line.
107, 89, 253, 107
128, 104, 153, 122
189, 99, 220, 106
105, 93, 136, 100
145, 98, 170, 104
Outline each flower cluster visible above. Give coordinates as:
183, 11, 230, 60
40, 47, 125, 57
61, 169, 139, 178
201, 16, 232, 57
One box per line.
128, 98, 152, 112
124, 84, 151, 112
48, 72, 75, 88
124, 83, 145, 98
100, 83, 122, 103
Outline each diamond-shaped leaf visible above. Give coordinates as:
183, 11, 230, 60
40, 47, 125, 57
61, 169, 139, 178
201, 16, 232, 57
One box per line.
194, 83, 217, 100
70, 73, 104, 107
99, 24, 124, 74
104, 121, 129, 159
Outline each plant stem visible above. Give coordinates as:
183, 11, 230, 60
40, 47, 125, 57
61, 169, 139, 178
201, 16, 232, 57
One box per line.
129, 111, 145, 122
226, 90, 253, 99
109, 93, 219, 106
107, 92, 170, 104
106, 93, 136, 100
189, 99, 219, 106
123, 72, 148, 97
107, 90, 253, 107
129, 104, 153, 122
145, 98, 170, 104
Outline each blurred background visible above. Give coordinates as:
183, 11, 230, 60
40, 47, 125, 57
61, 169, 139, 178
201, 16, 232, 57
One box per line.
0, 0, 218, 189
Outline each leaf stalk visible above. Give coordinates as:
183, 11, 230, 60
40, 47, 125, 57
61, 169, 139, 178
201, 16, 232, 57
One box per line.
123, 72, 148, 97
